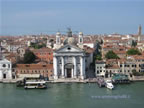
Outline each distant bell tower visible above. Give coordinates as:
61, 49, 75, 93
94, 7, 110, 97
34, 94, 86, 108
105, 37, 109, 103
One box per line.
138, 25, 142, 36
56, 32, 61, 45
78, 32, 84, 49
79, 32, 83, 44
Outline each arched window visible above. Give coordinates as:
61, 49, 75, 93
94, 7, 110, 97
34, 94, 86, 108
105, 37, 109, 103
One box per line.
2, 64, 6, 68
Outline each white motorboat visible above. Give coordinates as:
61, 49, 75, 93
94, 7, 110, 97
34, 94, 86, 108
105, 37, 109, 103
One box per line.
105, 80, 114, 90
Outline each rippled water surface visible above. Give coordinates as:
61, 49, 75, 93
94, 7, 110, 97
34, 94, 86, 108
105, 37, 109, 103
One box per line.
0, 82, 144, 108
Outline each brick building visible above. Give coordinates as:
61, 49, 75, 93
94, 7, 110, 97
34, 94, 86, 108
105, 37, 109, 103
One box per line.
14, 64, 53, 78
32, 47, 53, 64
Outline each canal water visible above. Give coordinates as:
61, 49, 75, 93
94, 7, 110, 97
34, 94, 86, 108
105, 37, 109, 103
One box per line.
0, 82, 144, 108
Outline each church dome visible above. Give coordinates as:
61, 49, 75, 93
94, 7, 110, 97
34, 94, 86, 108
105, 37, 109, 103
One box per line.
56, 32, 61, 36
64, 37, 77, 45
79, 32, 83, 35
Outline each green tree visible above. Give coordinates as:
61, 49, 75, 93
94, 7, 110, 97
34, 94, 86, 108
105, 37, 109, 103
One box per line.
127, 48, 141, 55
30, 43, 46, 49
23, 51, 36, 64
105, 50, 119, 59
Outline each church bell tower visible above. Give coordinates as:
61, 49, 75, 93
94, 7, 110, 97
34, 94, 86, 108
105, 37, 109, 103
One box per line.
138, 25, 142, 36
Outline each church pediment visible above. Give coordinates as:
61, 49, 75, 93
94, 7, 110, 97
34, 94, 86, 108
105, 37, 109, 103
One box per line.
55, 44, 84, 53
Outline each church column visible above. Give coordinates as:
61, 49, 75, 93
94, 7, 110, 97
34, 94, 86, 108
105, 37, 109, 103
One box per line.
61, 57, 65, 78
72, 68, 74, 78
53, 56, 58, 79
9, 63, 12, 79
80, 56, 85, 80
73, 57, 77, 78
65, 69, 67, 78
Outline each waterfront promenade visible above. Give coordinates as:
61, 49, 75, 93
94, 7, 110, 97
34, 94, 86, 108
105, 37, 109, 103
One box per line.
1, 76, 144, 84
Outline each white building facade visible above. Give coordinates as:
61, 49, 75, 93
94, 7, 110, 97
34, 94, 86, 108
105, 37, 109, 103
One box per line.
95, 61, 106, 77
0, 59, 12, 81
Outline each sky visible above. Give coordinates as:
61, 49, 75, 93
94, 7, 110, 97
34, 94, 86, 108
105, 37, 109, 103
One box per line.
0, 0, 144, 36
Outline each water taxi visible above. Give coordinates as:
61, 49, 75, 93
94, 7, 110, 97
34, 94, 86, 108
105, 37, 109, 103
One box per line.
24, 80, 47, 89
105, 80, 114, 90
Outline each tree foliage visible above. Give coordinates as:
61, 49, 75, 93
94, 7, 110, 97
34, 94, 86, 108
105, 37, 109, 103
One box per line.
126, 48, 141, 55
23, 51, 36, 64
105, 50, 119, 59
30, 43, 46, 49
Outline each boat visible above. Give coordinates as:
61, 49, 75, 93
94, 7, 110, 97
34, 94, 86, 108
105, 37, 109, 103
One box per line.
16, 77, 26, 87
105, 80, 114, 90
24, 80, 47, 89
16, 80, 25, 87
97, 77, 106, 87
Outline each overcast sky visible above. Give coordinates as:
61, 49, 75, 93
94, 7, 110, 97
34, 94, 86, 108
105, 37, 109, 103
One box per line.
0, 0, 144, 35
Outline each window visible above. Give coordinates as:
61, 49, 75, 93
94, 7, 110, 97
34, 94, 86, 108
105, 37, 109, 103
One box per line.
2, 64, 6, 68
26, 65, 30, 67
80, 38, 82, 43
43, 65, 46, 67
67, 47, 71, 50
3, 74, 6, 79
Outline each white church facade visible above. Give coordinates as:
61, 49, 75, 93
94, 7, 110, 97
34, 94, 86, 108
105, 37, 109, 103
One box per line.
53, 44, 86, 80
53, 29, 89, 80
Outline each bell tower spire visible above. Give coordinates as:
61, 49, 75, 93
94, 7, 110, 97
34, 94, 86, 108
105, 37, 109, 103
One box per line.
138, 24, 142, 36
